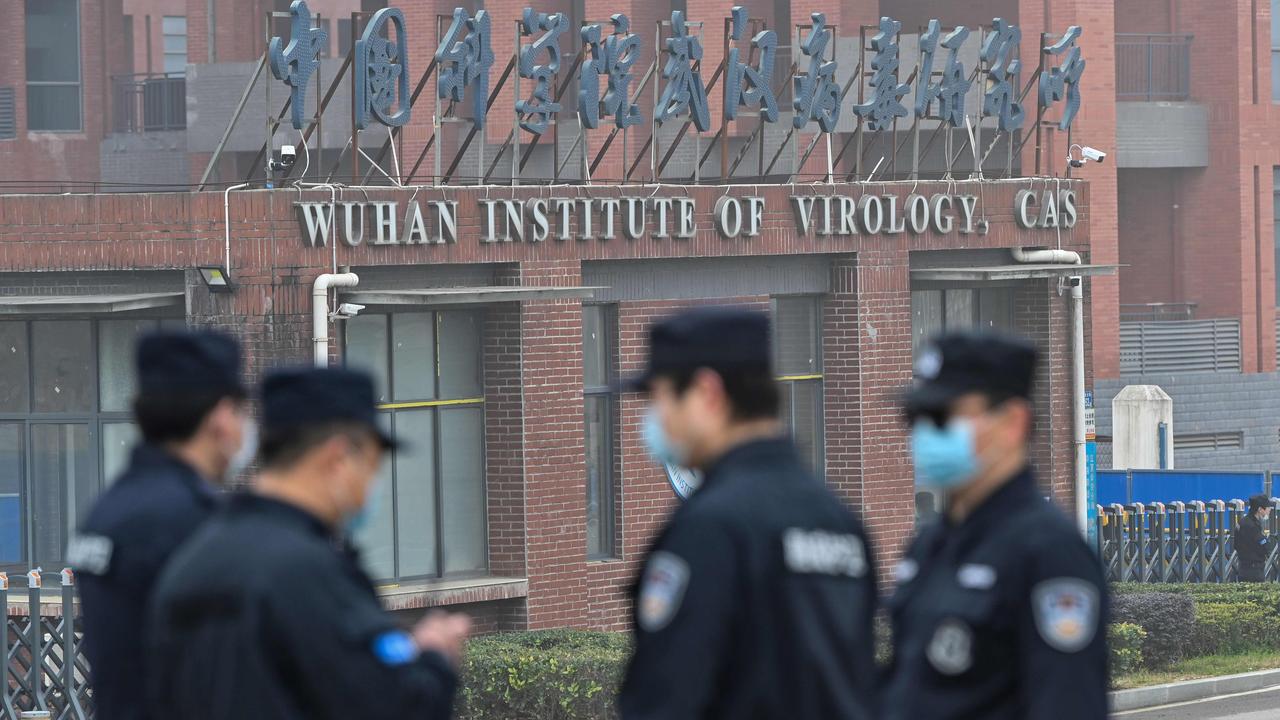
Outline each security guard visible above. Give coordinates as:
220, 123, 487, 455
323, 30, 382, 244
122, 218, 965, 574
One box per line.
618, 307, 878, 720
884, 333, 1108, 720
71, 330, 250, 720
1235, 494, 1272, 582
148, 367, 469, 720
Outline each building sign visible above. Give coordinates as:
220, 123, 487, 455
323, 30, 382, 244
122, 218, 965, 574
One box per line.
267, 2, 1086, 135
294, 189, 1078, 247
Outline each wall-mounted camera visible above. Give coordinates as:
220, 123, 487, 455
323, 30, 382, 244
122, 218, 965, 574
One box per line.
1067, 144, 1107, 168
267, 144, 297, 174
331, 302, 365, 320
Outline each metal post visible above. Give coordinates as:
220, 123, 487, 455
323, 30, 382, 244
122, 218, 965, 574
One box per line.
27, 569, 44, 712
61, 569, 84, 719
0, 573, 14, 720
513, 20, 521, 186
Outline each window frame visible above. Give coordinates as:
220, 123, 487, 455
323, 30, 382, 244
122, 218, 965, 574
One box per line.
344, 309, 489, 583
582, 304, 618, 561
772, 295, 825, 477
25, 0, 84, 133
161, 15, 189, 76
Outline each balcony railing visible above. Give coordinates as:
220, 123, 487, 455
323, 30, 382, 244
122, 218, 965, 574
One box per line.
111, 73, 186, 133
1116, 33, 1193, 101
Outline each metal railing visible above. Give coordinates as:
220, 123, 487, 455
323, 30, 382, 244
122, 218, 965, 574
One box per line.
1120, 302, 1197, 323
1116, 33, 1194, 101
111, 73, 186, 133
0, 569, 90, 719
1099, 499, 1279, 583
1120, 318, 1241, 375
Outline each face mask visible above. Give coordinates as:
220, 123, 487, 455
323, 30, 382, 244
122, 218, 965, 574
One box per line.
912, 418, 979, 489
643, 407, 689, 468
344, 456, 384, 539
225, 418, 258, 482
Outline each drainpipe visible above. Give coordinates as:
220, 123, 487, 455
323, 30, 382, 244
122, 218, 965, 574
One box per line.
1011, 246, 1081, 265
313, 273, 359, 367
223, 183, 250, 278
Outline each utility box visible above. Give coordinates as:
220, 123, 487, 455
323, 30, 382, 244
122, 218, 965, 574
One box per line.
1112, 385, 1174, 470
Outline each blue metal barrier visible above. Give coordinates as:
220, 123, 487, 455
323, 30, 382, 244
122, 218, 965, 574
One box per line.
1096, 469, 1267, 506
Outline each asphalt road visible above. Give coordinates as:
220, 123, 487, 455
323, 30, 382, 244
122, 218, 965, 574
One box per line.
1114, 685, 1280, 719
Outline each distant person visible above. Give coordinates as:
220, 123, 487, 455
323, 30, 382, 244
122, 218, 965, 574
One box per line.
1236, 494, 1273, 582
915, 491, 939, 524
70, 330, 250, 720
884, 333, 1107, 720
148, 367, 468, 720
618, 307, 878, 720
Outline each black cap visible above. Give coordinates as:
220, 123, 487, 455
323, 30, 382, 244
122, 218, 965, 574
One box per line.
136, 330, 245, 397
622, 306, 771, 391
261, 367, 398, 449
1249, 494, 1271, 512
904, 332, 1038, 414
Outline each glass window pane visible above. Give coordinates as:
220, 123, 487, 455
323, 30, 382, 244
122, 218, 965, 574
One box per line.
438, 311, 482, 399
163, 36, 186, 54
585, 395, 612, 558
25, 0, 80, 83
345, 314, 390, 404
164, 55, 186, 75
102, 422, 139, 486
440, 407, 486, 575
26, 86, 82, 132
912, 290, 943, 356
0, 425, 24, 564
1274, 51, 1280, 103
583, 306, 610, 389
392, 314, 436, 401
944, 289, 975, 330
791, 381, 824, 475
978, 288, 1014, 332
394, 409, 438, 578
33, 321, 93, 412
99, 319, 156, 412
162, 16, 187, 35
774, 297, 819, 375
354, 442, 396, 581
32, 424, 93, 566
0, 323, 30, 413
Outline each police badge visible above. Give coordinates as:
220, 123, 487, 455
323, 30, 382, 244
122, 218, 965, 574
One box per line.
1031, 578, 1099, 653
637, 551, 690, 632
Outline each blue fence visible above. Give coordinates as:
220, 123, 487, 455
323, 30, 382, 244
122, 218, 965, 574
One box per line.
1098, 469, 1269, 506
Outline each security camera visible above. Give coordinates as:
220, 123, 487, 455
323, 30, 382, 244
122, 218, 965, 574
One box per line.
331, 303, 365, 320
267, 144, 297, 173
1081, 146, 1106, 163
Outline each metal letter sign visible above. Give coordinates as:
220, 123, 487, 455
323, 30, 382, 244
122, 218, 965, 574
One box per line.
355, 8, 410, 130
915, 20, 971, 127
517, 8, 568, 135
656, 11, 711, 131
437, 8, 495, 129
724, 6, 779, 123
269, 0, 328, 130
1039, 26, 1085, 130
852, 17, 910, 131
792, 13, 840, 132
579, 15, 643, 130
980, 18, 1024, 132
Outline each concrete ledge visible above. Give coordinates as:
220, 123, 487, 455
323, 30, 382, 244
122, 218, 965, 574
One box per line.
376, 576, 528, 612
1110, 668, 1280, 712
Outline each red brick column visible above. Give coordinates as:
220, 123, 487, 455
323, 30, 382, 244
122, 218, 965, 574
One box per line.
1014, 280, 1077, 510
822, 256, 864, 510
484, 303, 527, 588
519, 260, 591, 628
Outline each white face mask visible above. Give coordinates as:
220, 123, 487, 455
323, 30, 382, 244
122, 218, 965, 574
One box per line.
225, 419, 258, 481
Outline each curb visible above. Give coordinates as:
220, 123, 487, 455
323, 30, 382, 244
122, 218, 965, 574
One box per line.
1110, 668, 1280, 713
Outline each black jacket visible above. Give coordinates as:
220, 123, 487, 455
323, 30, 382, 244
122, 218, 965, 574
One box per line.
1236, 514, 1270, 580
147, 494, 457, 720
618, 438, 878, 720
883, 469, 1109, 720
71, 445, 220, 720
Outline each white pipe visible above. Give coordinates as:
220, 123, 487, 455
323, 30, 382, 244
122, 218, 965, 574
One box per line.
313, 273, 359, 367
223, 183, 250, 277
1011, 246, 1082, 265
1071, 278, 1088, 536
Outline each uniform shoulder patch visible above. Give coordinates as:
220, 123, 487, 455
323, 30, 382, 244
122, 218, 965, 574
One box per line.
372, 630, 420, 667
66, 534, 114, 576
637, 551, 690, 633
1031, 578, 1100, 653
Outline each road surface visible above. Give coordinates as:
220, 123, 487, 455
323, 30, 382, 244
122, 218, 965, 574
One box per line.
1115, 685, 1280, 719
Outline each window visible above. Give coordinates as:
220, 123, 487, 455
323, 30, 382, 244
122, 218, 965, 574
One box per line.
1274, 168, 1280, 304
773, 296, 824, 474
162, 16, 188, 75
25, 0, 82, 132
338, 19, 354, 58
911, 287, 1015, 358
583, 305, 617, 559
0, 316, 181, 570
344, 310, 487, 581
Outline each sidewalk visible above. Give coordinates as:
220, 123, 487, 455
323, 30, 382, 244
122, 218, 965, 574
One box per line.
1110, 668, 1280, 712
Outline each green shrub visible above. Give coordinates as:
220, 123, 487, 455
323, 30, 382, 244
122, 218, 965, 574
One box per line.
1108, 623, 1146, 677
1192, 601, 1280, 655
1110, 593, 1197, 668
456, 630, 630, 720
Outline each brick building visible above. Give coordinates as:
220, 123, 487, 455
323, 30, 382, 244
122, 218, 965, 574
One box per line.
0, 0, 1110, 630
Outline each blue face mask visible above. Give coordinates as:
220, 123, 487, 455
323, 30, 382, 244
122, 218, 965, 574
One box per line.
643, 408, 688, 468
346, 476, 384, 538
912, 418, 979, 489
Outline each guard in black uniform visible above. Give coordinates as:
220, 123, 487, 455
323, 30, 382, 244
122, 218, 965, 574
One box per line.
1235, 494, 1273, 582
618, 307, 878, 720
70, 331, 249, 720
884, 333, 1108, 720
148, 367, 469, 720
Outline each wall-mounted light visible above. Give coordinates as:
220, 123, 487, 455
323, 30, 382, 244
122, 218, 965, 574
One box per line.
197, 266, 234, 293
